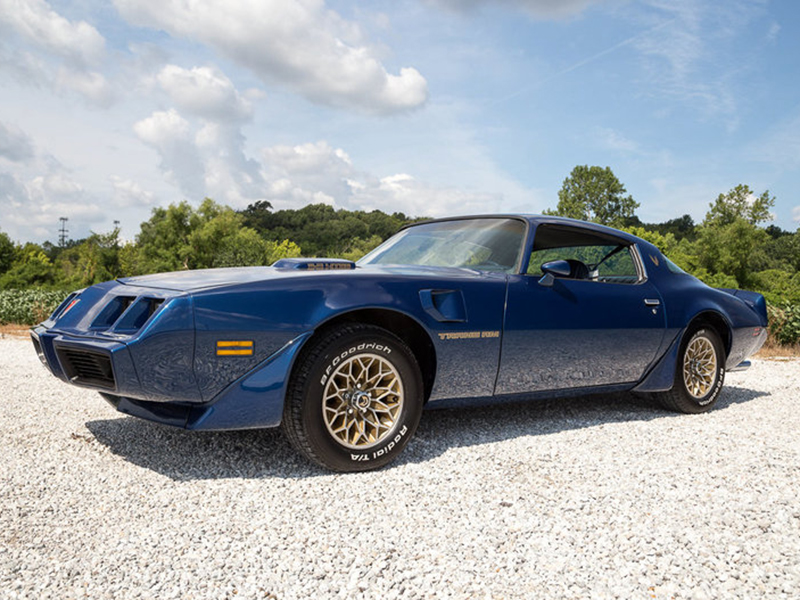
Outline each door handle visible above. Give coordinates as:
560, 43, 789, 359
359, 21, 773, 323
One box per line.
644, 298, 660, 306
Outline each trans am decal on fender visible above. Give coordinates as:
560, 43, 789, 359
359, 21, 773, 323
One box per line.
32, 215, 768, 471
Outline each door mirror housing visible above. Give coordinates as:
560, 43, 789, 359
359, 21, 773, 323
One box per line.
538, 259, 570, 287
541, 260, 571, 277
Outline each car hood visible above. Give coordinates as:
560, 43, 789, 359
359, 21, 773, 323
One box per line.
118, 267, 278, 291
117, 263, 494, 292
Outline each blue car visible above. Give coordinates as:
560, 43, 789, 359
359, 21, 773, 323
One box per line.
31, 215, 768, 471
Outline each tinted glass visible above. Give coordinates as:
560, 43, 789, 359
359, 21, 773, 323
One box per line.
359, 218, 526, 273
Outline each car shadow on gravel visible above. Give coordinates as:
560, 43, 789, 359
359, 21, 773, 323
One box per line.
84, 385, 766, 480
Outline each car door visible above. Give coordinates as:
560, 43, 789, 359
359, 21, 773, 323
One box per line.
495, 227, 666, 395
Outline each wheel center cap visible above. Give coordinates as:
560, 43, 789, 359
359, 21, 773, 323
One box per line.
351, 390, 371, 410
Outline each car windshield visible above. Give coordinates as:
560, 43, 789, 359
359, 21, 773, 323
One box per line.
358, 218, 526, 273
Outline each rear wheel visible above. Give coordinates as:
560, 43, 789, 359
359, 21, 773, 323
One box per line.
282, 324, 423, 471
655, 327, 725, 414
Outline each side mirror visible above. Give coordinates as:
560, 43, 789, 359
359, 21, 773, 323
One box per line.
538, 259, 570, 287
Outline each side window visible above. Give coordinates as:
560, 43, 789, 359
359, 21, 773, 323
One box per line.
593, 246, 639, 283
527, 225, 643, 284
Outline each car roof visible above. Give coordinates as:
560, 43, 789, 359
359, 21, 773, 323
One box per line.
402, 214, 643, 245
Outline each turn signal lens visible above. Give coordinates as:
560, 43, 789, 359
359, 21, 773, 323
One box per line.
216, 340, 254, 356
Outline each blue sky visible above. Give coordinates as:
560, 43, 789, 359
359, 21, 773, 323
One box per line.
1, 0, 799, 243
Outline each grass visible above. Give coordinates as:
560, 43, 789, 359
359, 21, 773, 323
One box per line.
0, 324, 30, 339
754, 337, 800, 359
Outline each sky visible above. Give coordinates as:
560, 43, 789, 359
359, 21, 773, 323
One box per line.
1, 0, 799, 244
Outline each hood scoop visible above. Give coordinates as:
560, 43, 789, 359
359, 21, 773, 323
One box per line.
272, 258, 356, 271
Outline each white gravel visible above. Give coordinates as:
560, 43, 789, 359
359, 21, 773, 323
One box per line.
1, 336, 799, 599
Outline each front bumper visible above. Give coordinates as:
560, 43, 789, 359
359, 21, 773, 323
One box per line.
32, 327, 144, 397
33, 325, 311, 431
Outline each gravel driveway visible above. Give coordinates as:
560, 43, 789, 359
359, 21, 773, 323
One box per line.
1, 337, 799, 599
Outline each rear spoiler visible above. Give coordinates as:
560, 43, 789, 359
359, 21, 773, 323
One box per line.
716, 288, 768, 325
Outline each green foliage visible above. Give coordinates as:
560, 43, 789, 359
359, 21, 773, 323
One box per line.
0, 231, 14, 274
0, 289, 69, 325
695, 218, 769, 288
767, 304, 800, 346
547, 165, 640, 227
337, 235, 384, 262
55, 229, 122, 288
703, 184, 774, 227
134, 198, 285, 271
241, 202, 413, 257
750, 270, 800, 306
0, 244, 57, 289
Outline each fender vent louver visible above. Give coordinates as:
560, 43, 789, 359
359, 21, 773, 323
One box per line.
113, 297, 164, 332
90, 296, 165, 333
49, 292, 80, 321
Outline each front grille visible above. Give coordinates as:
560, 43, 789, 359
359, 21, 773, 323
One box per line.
56, 347, 116, 390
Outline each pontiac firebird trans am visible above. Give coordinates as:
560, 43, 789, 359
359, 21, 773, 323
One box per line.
32, 215, 768, 471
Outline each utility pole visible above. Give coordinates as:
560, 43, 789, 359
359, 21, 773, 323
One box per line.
58, 217, 69, 247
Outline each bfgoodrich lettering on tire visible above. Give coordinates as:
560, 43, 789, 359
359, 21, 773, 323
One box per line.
655, 327, 725, 414
282, 324, 423, 472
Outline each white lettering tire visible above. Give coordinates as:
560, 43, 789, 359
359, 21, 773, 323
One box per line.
655, 327, 725, 414
282, 324, 423, 471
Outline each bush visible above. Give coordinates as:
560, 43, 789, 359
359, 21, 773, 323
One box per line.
0, 289, 70, 326
768, 303, 800, 346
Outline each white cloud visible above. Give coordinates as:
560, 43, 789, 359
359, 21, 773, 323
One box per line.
0, 0, 105, 65
110, 176, 155, 208
157, 65, 253, 122
0, 122, 35, 162
792, 206, 800, 225
358, 173, 504, 217
747, 111, 800, 172
114, 0, 428, 114
134, 109, 206, 201
259, 140, 505, 217
134, 108, 267, 206
428, 0, 607, 19
592, 126, 640, 153
55, 67, 115, 107
629, 0, 766, 128
0, 169, 104, 241
0, 120, 110, 240
0, 1, 115, 107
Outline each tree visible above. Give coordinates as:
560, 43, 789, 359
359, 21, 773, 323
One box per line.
0, 243, 56, 289
650, 214, 696, 241
548, 165, 639, 227
135, 199, 298, 272
56, 229, 122, 287
240, 202, 413, 257
704, 184, 774, 227
0, 231, 14, 274
136, 200, 197, 272
696, 185, 776, 287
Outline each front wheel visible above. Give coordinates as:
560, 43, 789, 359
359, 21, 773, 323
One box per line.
282, 324, 423, 472
655, 327, 725, 414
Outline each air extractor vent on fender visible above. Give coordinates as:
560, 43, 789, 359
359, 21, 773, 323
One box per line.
419, 289, 467, 323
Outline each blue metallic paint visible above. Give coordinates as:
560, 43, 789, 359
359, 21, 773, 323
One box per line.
31, 215, 768, 433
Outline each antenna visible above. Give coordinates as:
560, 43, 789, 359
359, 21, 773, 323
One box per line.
58, 217, 69, 247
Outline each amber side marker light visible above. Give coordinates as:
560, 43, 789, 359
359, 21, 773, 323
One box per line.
217, 340, 254, 356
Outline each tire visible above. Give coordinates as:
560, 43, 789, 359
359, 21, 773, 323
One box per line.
282, 324, 423, 472
655, 327, 725, 414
